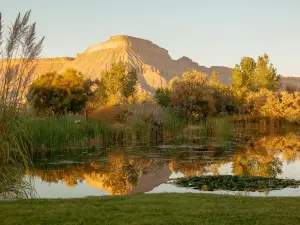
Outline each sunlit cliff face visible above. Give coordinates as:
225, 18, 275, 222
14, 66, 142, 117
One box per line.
0, 35, 234, 94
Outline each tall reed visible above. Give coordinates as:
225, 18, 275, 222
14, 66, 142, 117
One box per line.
0, 121, 34, 199
0, 10, 44, 120
0, 10, 44, 198
11, 116, 113, 152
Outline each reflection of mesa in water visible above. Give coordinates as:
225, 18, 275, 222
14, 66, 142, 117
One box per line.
84, 166, 172, 195
27, 134, 300, 195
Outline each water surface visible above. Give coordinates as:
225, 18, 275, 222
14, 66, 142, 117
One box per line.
26, 122, 300, 198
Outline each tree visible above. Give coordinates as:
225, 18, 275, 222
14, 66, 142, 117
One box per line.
123, 69, 138, 98
154, 88, 171, 107
208, 71, 235, 114
209, 70, 221, 87
244, 88, 273, 115
87, 82, 107, 109
171, 70, 216, 119
168, 77, 180, 90
155, 70, 235, 119
232, 57, 256, 101
254, 54, 281, 91
210, 85, 235, 114
182, 70, 207, 83
0, 10, 44, 119
232, 54, 281, 111
27, 69, 88, 115
232, 54, 281, 103
101, 62, 137, 104
244, 89, 300, 123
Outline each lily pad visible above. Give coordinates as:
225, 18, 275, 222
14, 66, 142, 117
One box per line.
173, 175, 300, 192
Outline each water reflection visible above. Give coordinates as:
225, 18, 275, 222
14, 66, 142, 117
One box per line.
27, 152, 166, 195
26, 126, 300, 198
0, 166, 36, 199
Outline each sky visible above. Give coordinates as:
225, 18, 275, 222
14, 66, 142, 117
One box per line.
1, 0, 300, 76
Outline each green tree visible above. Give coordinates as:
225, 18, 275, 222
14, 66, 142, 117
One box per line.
232, 54, 281, 104
156, 70, 235, 119
232, 57, 256, 101
154, 88, 171, 107
171, 71, 215, 119
85, 79, 107, 109
254, 54, 281, 91
101, 62, 137, 104
27, 69, 87, 115
123, 70, 138, 98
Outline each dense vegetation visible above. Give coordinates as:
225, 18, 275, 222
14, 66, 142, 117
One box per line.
1, 10, 300, 204
154, 54, 300, 123
27, 69, 88, 115
155, 70, 234, 120
0, 11, 45, 199
22, 122, 300, 196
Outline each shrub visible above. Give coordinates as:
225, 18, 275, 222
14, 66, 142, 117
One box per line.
156, 70, 235, 120
244, 89, 300, 123
154, 88, 171, 107
27, 69, 88, 115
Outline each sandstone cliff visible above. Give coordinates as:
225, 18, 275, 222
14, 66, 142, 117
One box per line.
59, 35, 233, 92
0, 35, 299, 92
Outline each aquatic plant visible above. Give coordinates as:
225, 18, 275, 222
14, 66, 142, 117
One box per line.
0, 122, 34, 199
10, 116, 113, 152
174, 175, 300, 192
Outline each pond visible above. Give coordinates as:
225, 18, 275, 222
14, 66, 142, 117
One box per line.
20, 121, 300, 198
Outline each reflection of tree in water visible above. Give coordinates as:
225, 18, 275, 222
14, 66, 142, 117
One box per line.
88, 152, 140, 195
169, 132, 300, 178
27, 132, 300, 195
28, 152, 162, 195
232, 148, 283, 177
168, 148, 231, 177
258, 134, 300, 162
232, 133, 300, 177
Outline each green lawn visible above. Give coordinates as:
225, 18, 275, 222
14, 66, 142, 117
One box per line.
1, 193, 300, 225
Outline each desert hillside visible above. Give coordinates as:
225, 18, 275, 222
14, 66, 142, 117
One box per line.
0, 35, 299, 92
60, 35, 233, 92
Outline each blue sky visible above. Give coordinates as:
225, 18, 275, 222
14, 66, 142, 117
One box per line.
1, 0, 300, 76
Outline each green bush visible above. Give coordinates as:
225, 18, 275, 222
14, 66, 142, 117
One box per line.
27, 69, 88, 115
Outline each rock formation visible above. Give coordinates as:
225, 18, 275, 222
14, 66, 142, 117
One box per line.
0, 35, 299, 92
60, 35, 234, 92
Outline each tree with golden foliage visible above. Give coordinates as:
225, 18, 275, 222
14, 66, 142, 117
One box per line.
232, 54, 281, 104
244, 89, 300, 123
101, 62, 137, 105
27, 69, 87, 115
171, 70, 216, 119
155, 70, 235, 119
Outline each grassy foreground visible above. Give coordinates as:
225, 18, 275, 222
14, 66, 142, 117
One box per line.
1, 194, 300, 225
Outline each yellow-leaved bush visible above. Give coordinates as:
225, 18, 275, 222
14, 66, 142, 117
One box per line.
245, 89, 300, 123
